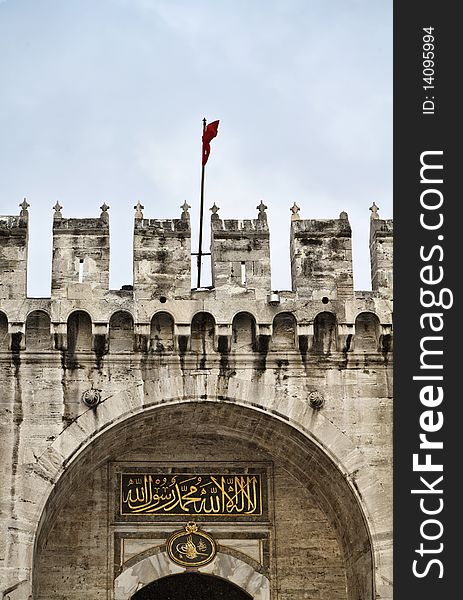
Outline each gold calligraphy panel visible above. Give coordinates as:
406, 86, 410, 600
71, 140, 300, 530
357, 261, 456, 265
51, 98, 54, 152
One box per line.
119, 473, 263, 518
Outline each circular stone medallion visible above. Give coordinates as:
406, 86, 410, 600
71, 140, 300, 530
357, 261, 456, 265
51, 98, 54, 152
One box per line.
167, 522, 217, 567
81, 389, 101, 408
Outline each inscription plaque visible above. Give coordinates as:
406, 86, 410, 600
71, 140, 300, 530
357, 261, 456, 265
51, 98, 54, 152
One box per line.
119, 472, 263, 518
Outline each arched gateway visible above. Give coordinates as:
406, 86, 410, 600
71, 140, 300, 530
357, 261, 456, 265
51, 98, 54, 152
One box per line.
30, 397, 379, 600
115, 549, 267, 599
131, 572, 252, 600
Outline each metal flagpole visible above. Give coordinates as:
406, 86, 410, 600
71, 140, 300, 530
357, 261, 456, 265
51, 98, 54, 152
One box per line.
196, 117, 207, 289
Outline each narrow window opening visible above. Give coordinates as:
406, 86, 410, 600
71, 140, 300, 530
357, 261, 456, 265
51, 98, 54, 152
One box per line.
241, 262, 246, 286
78, 259, 84, 283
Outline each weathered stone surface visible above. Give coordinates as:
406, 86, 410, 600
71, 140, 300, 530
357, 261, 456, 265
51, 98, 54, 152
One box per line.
370, 216, 393, 299
211, 208, 271, 299
290, 216, 354, 300
0, 205, 392, 600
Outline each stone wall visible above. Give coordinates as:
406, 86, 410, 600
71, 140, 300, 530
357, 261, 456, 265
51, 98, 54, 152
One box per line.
0, 201, 392, 600
35, 437, 346, 600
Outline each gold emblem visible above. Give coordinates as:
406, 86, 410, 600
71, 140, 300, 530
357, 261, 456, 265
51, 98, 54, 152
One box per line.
167, 522, 217, 567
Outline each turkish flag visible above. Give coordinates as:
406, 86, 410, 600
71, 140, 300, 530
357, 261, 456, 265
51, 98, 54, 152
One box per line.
202, 120, 220, 165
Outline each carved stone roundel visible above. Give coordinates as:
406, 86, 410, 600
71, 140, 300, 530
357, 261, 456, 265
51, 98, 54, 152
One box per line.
81, 389, 101, 408
308, 390, 325, 409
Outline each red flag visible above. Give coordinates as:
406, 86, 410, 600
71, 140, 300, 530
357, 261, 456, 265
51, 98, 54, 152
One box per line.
202, 120, 220, 165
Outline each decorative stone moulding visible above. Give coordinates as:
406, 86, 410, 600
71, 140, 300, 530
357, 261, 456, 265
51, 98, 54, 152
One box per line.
308, 390, 325, 409
82, 389, 102, 408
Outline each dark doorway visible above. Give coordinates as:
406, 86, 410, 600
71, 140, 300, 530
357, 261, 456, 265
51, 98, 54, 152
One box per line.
131, 572, 252, 600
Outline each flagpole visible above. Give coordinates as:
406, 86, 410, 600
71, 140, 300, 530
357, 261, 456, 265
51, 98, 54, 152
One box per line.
197, 117, 207, 289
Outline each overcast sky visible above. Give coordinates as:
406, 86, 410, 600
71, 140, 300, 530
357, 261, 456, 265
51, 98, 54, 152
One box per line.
0, 0, 392, 297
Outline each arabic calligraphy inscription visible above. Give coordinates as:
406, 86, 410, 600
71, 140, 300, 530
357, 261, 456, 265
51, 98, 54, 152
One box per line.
119, 473, 263, 517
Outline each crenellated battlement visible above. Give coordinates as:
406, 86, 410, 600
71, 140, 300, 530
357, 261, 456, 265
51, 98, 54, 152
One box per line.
210, 202, 271, 298
210, 200, 269, 234
53, 217, 109, 231
133, 201, 192, 301
0, 199, 393, 357
290, 209, 354, 301
0, 199, 29, 301
211, 218, 268, 232
134, 218, 191, 233
369, 205, 393, 298
0, 214, 27, 229
51, 204, 110, 299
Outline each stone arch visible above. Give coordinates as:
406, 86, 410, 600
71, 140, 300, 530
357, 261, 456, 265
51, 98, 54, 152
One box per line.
191, 312, 216, 353
115, 550, 267, 600
109, 311, 134, 353
150, 311, 174, 353
0, 310, 8, 350
67, 310, 92, 352
231, 312, 256, 353
354, 312, 380, 352
28, 382, 388, 600
271, 312, 296, 350
131, 573, 253, 600
25, 310, 52, 351
313, 311, 337, 353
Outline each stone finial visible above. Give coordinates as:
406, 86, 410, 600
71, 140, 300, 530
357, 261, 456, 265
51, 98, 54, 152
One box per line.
290, 202, 300, 221
134, 201, 144, 220
53, 201, 63, 220
100, 203, 110, 223
257, 200, 268, 225
210, 203, 220, 221
181, 200, 191, 222
339, 211, 348, 220
369, 202, 380, 220
19, 198, 30, 219
257, 200, 267, 215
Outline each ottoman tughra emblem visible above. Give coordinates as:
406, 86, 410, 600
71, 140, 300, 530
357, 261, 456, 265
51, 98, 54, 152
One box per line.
167, 522, 217, 567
